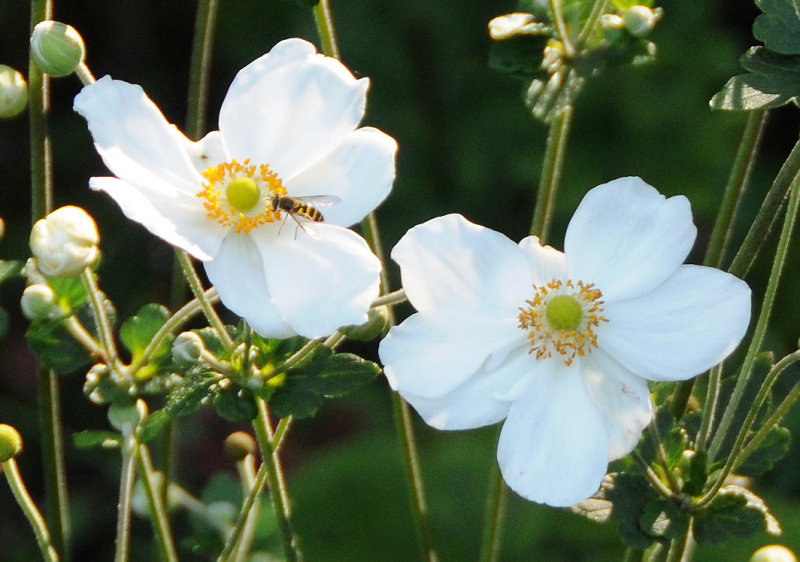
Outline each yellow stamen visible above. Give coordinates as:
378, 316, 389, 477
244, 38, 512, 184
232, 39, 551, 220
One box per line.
518, 279, 608, 366
196, 159, 286, 234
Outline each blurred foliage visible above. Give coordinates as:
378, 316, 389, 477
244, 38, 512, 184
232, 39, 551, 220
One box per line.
2, 0, 800, 560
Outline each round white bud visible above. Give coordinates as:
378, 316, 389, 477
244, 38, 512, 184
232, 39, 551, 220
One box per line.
623, 6, 660, 38
0, 65, 27, 119
20, 284, 61, 321
30, 206, 99, 277
750, 546, 798, 562
30, 21, 86, 77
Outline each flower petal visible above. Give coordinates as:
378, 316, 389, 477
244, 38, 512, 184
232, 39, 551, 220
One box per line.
256, 223, 380, 338
204, 232, 296, 339
219, 38, 369, 180
497, 364, 609, 506
393, 214, 533, 313
600, 264, 751, 381
74, 76, 204, 199
380, 308, 523, 399
89, 177, 224, 260
395, 348, 534, 430
285, 127, 397, 227
565, 177, 696, 301
581, 351, 653, 459
518, 235, 568, 284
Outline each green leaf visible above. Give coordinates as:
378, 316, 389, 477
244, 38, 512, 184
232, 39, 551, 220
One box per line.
639, 498, 689, 541
682, 450, 708, 497
163, 372, 217, 418
738, 426, 791, 477
72, 430, 121, 449
48, 276, 89, 309
213, 387, 257, 422
120, 303, 170, 362
269, 349, 381, 418
754, 0, 800, 54
26, 319, 92, 374
693, 486, 781, 545
138, 410, 170, 444
0, 259, 22, 284
607, 472, 661, 550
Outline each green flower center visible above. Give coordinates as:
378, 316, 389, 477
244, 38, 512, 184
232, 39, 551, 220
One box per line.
225, 177, 260, 212
518, 279, 608, 366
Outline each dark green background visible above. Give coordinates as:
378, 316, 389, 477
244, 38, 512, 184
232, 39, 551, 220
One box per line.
1, 0, 799, 559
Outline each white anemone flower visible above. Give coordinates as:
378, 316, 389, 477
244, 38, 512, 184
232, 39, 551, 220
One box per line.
379, 177, 751, 507
73, 38, 397, 339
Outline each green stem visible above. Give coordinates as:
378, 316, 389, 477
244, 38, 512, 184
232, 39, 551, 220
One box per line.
576, 0, 610, 47
695, 364, 722, 452
81, 269, 122, 371
548, 0, 576, 57
231, 454, 259, 561
273, 416, 294, 453
252, 399, 302, 561
312, 0, 340, 59
217, 462, 268, 562
371, 288, 407, 308
728, 137, 800, 279
115, 438, 137, 562
479, 450, 507, 562
529, 105, 574, 241
3, 458, 60, 562
702, 170, 800, 503
176, 251, 233, 349
29, 0, 53, 223
185, 0, 219, 140
136, 446, 178, 562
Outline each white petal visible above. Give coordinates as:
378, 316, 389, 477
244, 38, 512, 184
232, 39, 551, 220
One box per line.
256, 223, 380, 338
599, 264, 751, 382
380, 308, 523, 399
497, 364, 609, 507
90, 177, 224, 261
518, 235, 568, 283
396, 348, 534, 430
565, 177, 697, 301
204, 232, 296, 339
285, 127, 397, 227
183, 130, 228, 173
393, 214, 533, 313
219, 38, 369, 180
74, 76, 204, 199
581, 351, 653, 460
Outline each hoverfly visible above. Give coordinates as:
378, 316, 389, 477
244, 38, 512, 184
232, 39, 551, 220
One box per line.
269, 193, 340, 236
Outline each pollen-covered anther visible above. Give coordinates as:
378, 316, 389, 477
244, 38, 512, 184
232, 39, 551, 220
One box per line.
196, 158, 287, 234
518, 279, 608, 366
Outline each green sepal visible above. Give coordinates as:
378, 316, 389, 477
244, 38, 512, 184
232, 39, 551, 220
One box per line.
119, 303, 171, 367
737, 425, 791, 477
48, 275, 89, 309
72, 429, 122, 449
754, 0, 800, 55
268, 348, 381, 419
693, 486, 781, 544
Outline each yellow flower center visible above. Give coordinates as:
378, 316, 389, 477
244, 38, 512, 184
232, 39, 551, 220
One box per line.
518, 279, 608, 366
196, 159, 286, 234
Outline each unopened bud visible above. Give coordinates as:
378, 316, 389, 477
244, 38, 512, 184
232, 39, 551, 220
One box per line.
0, 66, 27, 119
750, 545, 798, 562
0, 424, 22, 462
623, 6, 661, 38
30, 205, 99, 277
489, 13, 537, 41
224, 431, 257, 462
340, 305, 391, 341
20, 284, 60, 321
172, 331, 205, 365
30, 21, 86, 77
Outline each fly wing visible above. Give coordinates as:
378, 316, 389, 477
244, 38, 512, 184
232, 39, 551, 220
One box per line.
292, 194, 341, 208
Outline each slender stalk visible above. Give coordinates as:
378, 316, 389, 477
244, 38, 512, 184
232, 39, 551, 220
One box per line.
81, 269, 122, 371
114, 438, 137, 562
252, 399, 302, 561
3, 459, 60, 562
576, 0, 610, 47
231, 453, 259, 561
74, 62, 95, 86
703, 171, 800, 502
185, 0, 219, 140
29, 0, 53, 223
479, 451, 507, 562
312, 0, 340, 59
217, 463, 268, 562
728, 138, 800, 279
529, 106, 574, 241
371, 288, 407, 308
176, 250, 233, 349
273, 416, 294, 453
136, 446, 178, 562
695, 364, 722, 452
548, 0, 576, 57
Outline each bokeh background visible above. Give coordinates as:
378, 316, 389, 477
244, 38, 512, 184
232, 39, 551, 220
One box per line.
1, 0, 800, 560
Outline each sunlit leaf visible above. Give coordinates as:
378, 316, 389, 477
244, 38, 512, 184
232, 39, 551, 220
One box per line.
754, 0, 800, 54
693, 485, 781, 544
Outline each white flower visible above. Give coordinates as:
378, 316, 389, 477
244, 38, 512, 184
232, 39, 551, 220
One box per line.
30, 205, 99, 277
379, 177, 751, 507
73, 38, 397, 339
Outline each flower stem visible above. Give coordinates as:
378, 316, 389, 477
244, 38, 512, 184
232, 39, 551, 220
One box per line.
252, 399, 302, 561
185, 0, 219, 140
479, 450, 507, 562
577, 0, 610, 47
3, 458, 60, 562
313, 0, 340, 59
548, 0, 576, 57
529, 105, 574, 241
217, 462, 268, 562
176, 250, 233, 349
695, 363, 722, 452
136, 445, 178, 562
703, 170, 800, 501
29, 0, 53, 223
115, 437, 137, 562
81, 269, 122, 371
231, 453, 260, 561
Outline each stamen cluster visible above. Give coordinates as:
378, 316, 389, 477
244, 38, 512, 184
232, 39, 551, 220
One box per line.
518, 279, 607, 366
197, 159, 286, 234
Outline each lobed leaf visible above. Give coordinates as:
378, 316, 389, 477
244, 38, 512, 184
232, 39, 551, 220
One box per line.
737, 426, 791, 477
693, 485, 781, 545
754, 0, 800, 55
120, 303, 170, 361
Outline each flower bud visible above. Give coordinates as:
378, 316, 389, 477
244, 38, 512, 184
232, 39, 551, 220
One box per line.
30, 21, 86, 77
30, 205, 99, 277
623, 6, 661, 38
340, 305, 391, 341
0, 65, 27, 119
20, 284, 61, 321
488, 13, 537, 41
224, 431, 257, 463
0, 424, 22, 462
172, 331, 205, 365
750, 545, 798, 562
